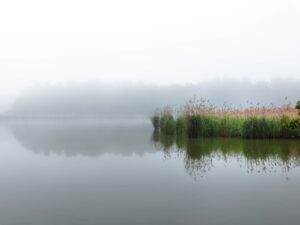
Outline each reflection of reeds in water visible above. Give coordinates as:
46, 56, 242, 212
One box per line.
151, 133, 300, 178
151, 98, 300, 139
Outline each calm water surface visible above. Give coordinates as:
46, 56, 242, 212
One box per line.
0, 119, 300, 225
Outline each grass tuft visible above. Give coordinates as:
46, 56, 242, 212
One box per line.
151, 98, 300, 139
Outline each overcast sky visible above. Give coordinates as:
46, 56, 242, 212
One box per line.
0, 0, 300, 111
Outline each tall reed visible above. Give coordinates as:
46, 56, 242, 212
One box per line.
151, 98, 300, 139
150, 113, 160, 131
157, 106, 176, 135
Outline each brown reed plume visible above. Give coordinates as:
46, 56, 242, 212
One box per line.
179, 97, 298, 119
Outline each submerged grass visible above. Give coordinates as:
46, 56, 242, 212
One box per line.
151, 99, 300, 139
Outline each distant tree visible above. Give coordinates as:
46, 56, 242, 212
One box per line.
287, 101, 300, 129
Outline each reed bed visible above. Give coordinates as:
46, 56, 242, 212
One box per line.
150, 98, 300, 139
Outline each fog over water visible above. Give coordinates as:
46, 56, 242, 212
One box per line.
1, 1, 300, 225
7, 119, 153, 157
3, 78, 299, 116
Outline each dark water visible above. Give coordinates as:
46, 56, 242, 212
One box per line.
0, 119, 300, 225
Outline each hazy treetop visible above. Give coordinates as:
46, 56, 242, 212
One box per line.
7, 79, 300, 116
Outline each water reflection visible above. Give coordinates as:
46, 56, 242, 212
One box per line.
152, 132, 300, 177
5, 120, 300, 178
1, 120, 300, 225
7, 119, 154, 157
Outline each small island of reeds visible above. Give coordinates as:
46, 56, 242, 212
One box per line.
150, 98, 300, 139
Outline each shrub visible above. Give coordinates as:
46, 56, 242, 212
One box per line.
281, 116, 300, 138
287, 101, 300, 130
186, 115, 218, 138
242, 117, 281, 139
217, 117, 243, 137
160, 114, 176, 135
176, 116, 187, 135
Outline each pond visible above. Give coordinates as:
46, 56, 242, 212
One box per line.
0, 118, 300, 225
